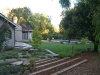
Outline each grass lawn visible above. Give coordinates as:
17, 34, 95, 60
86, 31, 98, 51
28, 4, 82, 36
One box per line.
40, 42, 94, 57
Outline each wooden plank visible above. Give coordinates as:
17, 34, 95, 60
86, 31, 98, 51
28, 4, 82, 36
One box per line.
51, 59, 87, 75
29, 57, 80, 75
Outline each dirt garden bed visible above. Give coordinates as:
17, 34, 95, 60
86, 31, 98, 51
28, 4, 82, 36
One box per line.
28, 52, 100, 75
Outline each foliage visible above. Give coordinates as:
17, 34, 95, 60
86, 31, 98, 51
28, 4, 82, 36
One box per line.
59, 1, 100, 51
0, 24, 9, 51
60, 2, 92, 39
59, 0, 70, 8
0, 66, 23, 75
0, 50, 19, 59
0, 62, 10, 67
59, 0, 100, 52
8, 7, 32, 25
8, 7, 55, 39
32, 26, 42, 48
28, 13, 54, 39
29, 58, 36, 63
81, 37, 88, 44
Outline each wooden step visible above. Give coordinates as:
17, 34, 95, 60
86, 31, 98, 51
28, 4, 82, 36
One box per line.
51, 59, 87, 75
35, 58, 58, 66
32, 58, 67, 71
29, 57, 80, 75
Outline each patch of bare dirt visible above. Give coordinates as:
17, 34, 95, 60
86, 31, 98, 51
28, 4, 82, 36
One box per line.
60, 52, 100, 75
25, 52, 100, 75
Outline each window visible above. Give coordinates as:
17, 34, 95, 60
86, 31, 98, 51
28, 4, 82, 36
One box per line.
22, 31, 28, 40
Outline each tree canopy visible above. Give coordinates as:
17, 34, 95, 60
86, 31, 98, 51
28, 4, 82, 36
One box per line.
8, 7, 55, 39
59, 0, 100, 52
8, 7, 32, 25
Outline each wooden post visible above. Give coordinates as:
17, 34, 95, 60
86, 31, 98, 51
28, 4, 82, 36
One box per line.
71, 45, 74, 54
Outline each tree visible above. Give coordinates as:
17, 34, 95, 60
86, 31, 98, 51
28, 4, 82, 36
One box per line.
27, 13, 54, 39
81, 0, 100, 52
59, 0, 71, 8
59, 0, 100, 52
32, 26, 42, 48
0, 24, 9, 51
8, 7, 32, 25
8, 7, 54, 40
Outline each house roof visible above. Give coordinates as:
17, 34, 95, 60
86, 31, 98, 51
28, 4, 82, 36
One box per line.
22, 25, 33, 31
0, 13, 17, 27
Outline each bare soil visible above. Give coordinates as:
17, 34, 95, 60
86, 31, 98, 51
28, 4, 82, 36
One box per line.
26, 51, 100, 75
59, 52, 100, 75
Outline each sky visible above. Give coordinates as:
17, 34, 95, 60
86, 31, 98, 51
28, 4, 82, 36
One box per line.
0, 0, 76, 30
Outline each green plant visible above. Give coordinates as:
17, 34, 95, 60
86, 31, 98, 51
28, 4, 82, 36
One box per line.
22, 51, 26, 55
17, 58, 21, 61
0, 24, 9, 51
0, 50, 19, 59
32, 26, 42, 48
81, 37, 88, 44
29, 58, 36, 63
4, 46, 14, 51
0, 66, 23, 75
0, 62, 10, 67
60, 41, 63, 44
22, 55, 31, 58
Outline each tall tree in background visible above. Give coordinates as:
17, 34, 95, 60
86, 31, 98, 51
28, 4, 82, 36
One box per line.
27, 13, 54, 39
59, 0, 100, 52
82, 0, 100, 52
8, 7, 54, 39
59, 0, 71, 8
8, 7, 32, 25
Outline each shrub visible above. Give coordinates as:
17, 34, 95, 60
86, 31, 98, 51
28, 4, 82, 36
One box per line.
4, 46, 14, 51
58, 52, 74, 58
0, 24, 9, 51
29, 58, 36, 63
0, 62, 10, 67
32, 26, 42, 48
0, 66, 23, 75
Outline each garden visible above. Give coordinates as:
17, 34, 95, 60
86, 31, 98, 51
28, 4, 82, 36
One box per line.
0, 41, 99, 75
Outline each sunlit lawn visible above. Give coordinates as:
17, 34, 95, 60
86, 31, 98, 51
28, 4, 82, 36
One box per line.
40, 42, 94, 57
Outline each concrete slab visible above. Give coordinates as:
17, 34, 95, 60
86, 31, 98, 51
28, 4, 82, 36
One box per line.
11, 61, 23, 65
15, 42, 32, 49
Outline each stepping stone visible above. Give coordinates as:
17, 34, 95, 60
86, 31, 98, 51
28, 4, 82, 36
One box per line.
6, 58, 17, 62
0, 60, 4, 63
23, 61, 30, 66
21, 58, 28, 61
11, 61, 23, 65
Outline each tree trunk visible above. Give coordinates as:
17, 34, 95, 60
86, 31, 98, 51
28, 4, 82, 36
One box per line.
93, 42, 99, 52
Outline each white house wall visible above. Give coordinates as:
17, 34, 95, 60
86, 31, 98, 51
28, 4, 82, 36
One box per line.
15, 25, 22, 41
15, 30, 22, 41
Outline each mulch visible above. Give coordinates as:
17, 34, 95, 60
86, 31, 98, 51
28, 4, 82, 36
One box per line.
24, 51, 100, 75
59, 51, 100, 75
